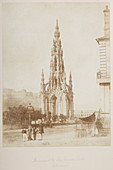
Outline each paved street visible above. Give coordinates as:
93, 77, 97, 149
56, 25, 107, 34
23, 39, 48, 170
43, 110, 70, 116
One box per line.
3, 125, 110, 147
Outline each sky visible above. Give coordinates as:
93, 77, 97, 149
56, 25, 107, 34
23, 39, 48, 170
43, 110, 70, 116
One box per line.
2, 2, 110, 111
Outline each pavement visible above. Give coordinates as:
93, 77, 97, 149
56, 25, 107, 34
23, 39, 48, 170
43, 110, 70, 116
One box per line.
3, 124, 111, 147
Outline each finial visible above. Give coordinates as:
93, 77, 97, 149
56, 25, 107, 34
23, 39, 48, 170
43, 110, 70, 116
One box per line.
69, 72, 72, 84
54, 19, 60, 38
41, 69, 44, 79
70, 71, 72, 79
42, 69, 44, 75
56, 19, 59, 30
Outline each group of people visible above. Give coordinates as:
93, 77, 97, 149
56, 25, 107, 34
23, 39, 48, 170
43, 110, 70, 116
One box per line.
22, 122, 44, 142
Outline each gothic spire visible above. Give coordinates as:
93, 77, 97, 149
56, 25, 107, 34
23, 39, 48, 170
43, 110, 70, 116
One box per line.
69, 71, 72, 91
41, 69, 45, 92
56, 19, 59, 31
49, 20, 65, 90
69, 72, 72, 81
41, 69, 44, 82
54, 19, 60, 39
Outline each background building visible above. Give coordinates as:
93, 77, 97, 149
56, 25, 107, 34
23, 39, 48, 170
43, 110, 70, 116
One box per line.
40, 20, 74, 119
96, 5, 110, 114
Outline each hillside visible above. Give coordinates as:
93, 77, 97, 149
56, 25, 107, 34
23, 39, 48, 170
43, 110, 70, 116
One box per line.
3, 88, 41, 111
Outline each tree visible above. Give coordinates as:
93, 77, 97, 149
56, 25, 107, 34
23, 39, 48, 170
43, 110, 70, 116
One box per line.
18, 105, 27, 126
6, 105, 27, 127
31, 110, 43, 121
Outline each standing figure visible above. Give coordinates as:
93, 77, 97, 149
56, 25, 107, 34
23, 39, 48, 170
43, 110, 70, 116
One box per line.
22, 128, 27, 142
33, 127, 38, 140
38, 122, 44, 140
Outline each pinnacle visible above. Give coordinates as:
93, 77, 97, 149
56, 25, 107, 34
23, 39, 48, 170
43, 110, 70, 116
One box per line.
42, 69, 44, 78
56, 19, 59, 30
70, 71, 72, 78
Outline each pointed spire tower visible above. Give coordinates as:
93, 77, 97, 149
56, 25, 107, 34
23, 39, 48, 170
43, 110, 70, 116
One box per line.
41, 69, 45, 92
49, 20, 65, 90
69, 71, 72, 91
40, 20, 74, 119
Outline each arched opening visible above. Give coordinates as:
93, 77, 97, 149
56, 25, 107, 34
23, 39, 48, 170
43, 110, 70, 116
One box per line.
50, 95, 57, 116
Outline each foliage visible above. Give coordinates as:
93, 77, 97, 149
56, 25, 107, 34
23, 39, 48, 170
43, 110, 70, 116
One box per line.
3, 105, 43, 128
7, 105, 27, 125
31, 110, 42, 121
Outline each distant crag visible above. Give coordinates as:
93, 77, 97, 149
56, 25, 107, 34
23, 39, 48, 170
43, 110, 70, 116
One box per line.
3, 88, 41, 111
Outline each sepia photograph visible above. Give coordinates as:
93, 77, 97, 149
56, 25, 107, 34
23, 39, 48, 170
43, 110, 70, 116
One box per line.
2, 2, 111, 147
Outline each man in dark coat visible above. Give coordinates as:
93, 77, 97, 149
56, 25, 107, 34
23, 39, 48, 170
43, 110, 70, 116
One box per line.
33, 127, 38, 140
38, 122, 44, 140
